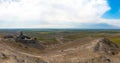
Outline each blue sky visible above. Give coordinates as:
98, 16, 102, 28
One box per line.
102, 0, 120, 19
0, 0, 119, 29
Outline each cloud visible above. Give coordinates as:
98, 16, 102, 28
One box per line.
101, 19, 120, 27
0, 0, 114, 28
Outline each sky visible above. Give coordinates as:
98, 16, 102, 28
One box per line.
0, 0, 119, 29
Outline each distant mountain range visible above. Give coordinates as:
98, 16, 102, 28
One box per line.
78, 23, 120, 29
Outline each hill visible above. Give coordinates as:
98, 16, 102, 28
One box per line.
0, 37, 120, 63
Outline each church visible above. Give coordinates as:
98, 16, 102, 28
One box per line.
15, 31, 36, 44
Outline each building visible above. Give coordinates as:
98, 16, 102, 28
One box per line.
15, 31, 36, 44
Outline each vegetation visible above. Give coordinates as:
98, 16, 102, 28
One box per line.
109, 37, 120, 45
37, 37, 58, 45
0, 29, 120, 45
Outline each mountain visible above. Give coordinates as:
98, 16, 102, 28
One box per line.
78, 23, 120, 29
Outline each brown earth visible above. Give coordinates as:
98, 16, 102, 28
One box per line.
0, 37, 120, 63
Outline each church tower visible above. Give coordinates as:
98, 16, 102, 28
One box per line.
20, 31, 23, 36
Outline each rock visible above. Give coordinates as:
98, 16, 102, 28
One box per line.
0, 52, 7, 59
35, 59, 48, 63
99, 56, 111, 63
93, 38, 119, 55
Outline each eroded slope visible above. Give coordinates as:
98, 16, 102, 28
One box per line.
0, 38, 120, 63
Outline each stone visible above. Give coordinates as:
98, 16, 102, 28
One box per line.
0, 52, 7, 59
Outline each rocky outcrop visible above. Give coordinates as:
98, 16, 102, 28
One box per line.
93, 38, 119, 55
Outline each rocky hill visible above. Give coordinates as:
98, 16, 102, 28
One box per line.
0, 37, 120, 63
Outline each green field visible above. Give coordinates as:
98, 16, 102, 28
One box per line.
109, 37, 120, 45
0, 29, 120, 45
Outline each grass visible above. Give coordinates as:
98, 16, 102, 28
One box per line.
7, 29, 120, 45
37, 37, 58, 45
64, 34, 88, 41
39, 32, 57, 34
109, 37, 120, 45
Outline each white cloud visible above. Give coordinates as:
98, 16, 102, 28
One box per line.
0, 0, 112, 28
101, 19, 120, 27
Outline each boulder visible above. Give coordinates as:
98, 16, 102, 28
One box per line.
0, 52, 7, 59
